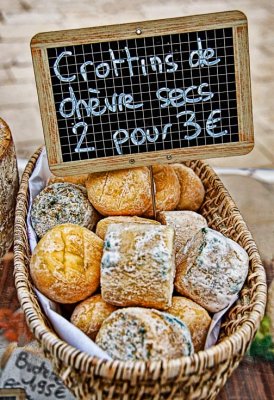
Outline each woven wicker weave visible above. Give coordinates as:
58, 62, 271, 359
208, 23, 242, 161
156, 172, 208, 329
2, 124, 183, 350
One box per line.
14, 147, 267, 400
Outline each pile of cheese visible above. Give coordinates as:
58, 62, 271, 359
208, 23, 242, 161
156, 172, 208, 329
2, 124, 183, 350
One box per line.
29, 164, 249, 361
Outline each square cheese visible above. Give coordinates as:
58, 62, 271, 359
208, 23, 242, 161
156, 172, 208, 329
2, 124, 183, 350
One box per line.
101, 223, 175, 310
157, 211, 207, 254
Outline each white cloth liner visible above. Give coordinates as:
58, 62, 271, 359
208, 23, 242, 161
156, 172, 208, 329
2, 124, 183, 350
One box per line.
26, 148, 237, 358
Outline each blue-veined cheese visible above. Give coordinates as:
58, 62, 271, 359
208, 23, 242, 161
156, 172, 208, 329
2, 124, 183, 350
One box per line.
95, 307, 193, 361
175, 227, 249, 313
101, 223, 175, 310
157, 210, 207, 254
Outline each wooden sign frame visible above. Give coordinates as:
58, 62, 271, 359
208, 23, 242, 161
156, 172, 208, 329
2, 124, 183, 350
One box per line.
31, 10, 253, 176
0, 388, 26, 399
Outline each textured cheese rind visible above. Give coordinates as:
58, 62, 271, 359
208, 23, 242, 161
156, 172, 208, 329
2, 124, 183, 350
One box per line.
101, 224, 175, 310
157, 211, 207, 254
71, 294, 118, 340
0, 118, 18, 259
96, 216, 160, 240
153, 310, 194, 356
166, 296, 211, 351
86, 167, 151, 216
30, 223, 103, 303
144, 164, 180, 217
175, 227, 249, 313
31, 183, 98, 238
95, 308, 193, 361
172, 164, 205, 211
48, 174, 88, 186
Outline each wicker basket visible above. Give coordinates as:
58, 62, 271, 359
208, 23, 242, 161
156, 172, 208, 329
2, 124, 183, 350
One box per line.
14, 147, 267, 400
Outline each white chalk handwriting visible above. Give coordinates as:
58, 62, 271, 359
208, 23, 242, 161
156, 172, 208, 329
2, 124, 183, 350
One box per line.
189, 38, 221, 68
52, 36, 229, 155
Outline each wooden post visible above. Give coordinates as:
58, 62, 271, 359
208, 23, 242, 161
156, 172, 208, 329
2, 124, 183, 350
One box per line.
149, 166, 157, 219
0, 118, 19, 259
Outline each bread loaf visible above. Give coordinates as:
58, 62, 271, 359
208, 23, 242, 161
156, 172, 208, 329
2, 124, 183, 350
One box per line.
167, 296, 211, 351
71, 294, 118, 340
96, 307, 193, 361
48, 174, 88, 186
30, 224, 103, 303
175, 227, 249, 312
86, 167, 151, 216
172, 164, 205, 211
101, 223, 175, 310
144, 164, 180, 217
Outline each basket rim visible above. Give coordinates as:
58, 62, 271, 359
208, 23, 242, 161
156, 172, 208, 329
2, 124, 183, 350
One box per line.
14, 146, 267, 381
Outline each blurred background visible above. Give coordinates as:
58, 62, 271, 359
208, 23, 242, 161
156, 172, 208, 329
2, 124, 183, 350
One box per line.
0, 0, 273, 168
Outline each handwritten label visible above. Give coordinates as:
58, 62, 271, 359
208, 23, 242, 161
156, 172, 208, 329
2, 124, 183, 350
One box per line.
0, 350, 74, 400
46, 27, 238, 163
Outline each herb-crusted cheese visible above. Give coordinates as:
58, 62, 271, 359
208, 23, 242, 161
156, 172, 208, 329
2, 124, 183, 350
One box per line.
31, 182, 98, 238
175, 227, 249, 313
95, 307, 193, 361
101, 224, 175, 310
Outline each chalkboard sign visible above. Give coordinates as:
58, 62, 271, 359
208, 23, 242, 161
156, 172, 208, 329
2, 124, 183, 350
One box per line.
31, 10, 253, 176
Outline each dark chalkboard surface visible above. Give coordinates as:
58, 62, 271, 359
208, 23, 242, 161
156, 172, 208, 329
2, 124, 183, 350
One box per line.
31, 11, 253, 175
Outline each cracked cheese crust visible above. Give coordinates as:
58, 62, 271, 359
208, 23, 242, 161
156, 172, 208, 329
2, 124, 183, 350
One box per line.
157, 211, 207, 254
95, 307, 193, 361
95, 216, 160, 240
101, 224, 175, 310
86, 167, 151, 216
167, 296, 211, 352
0, 118, 18, 259
172, 164, 205, 211
71, 294, 118, 340
31, 183, 98, 239
30, 223, 103, 303
175, 227, 249, 313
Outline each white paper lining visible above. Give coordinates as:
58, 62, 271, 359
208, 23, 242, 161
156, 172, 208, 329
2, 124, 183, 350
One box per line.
26, 148, 237, 358
27, 148, 110, 360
